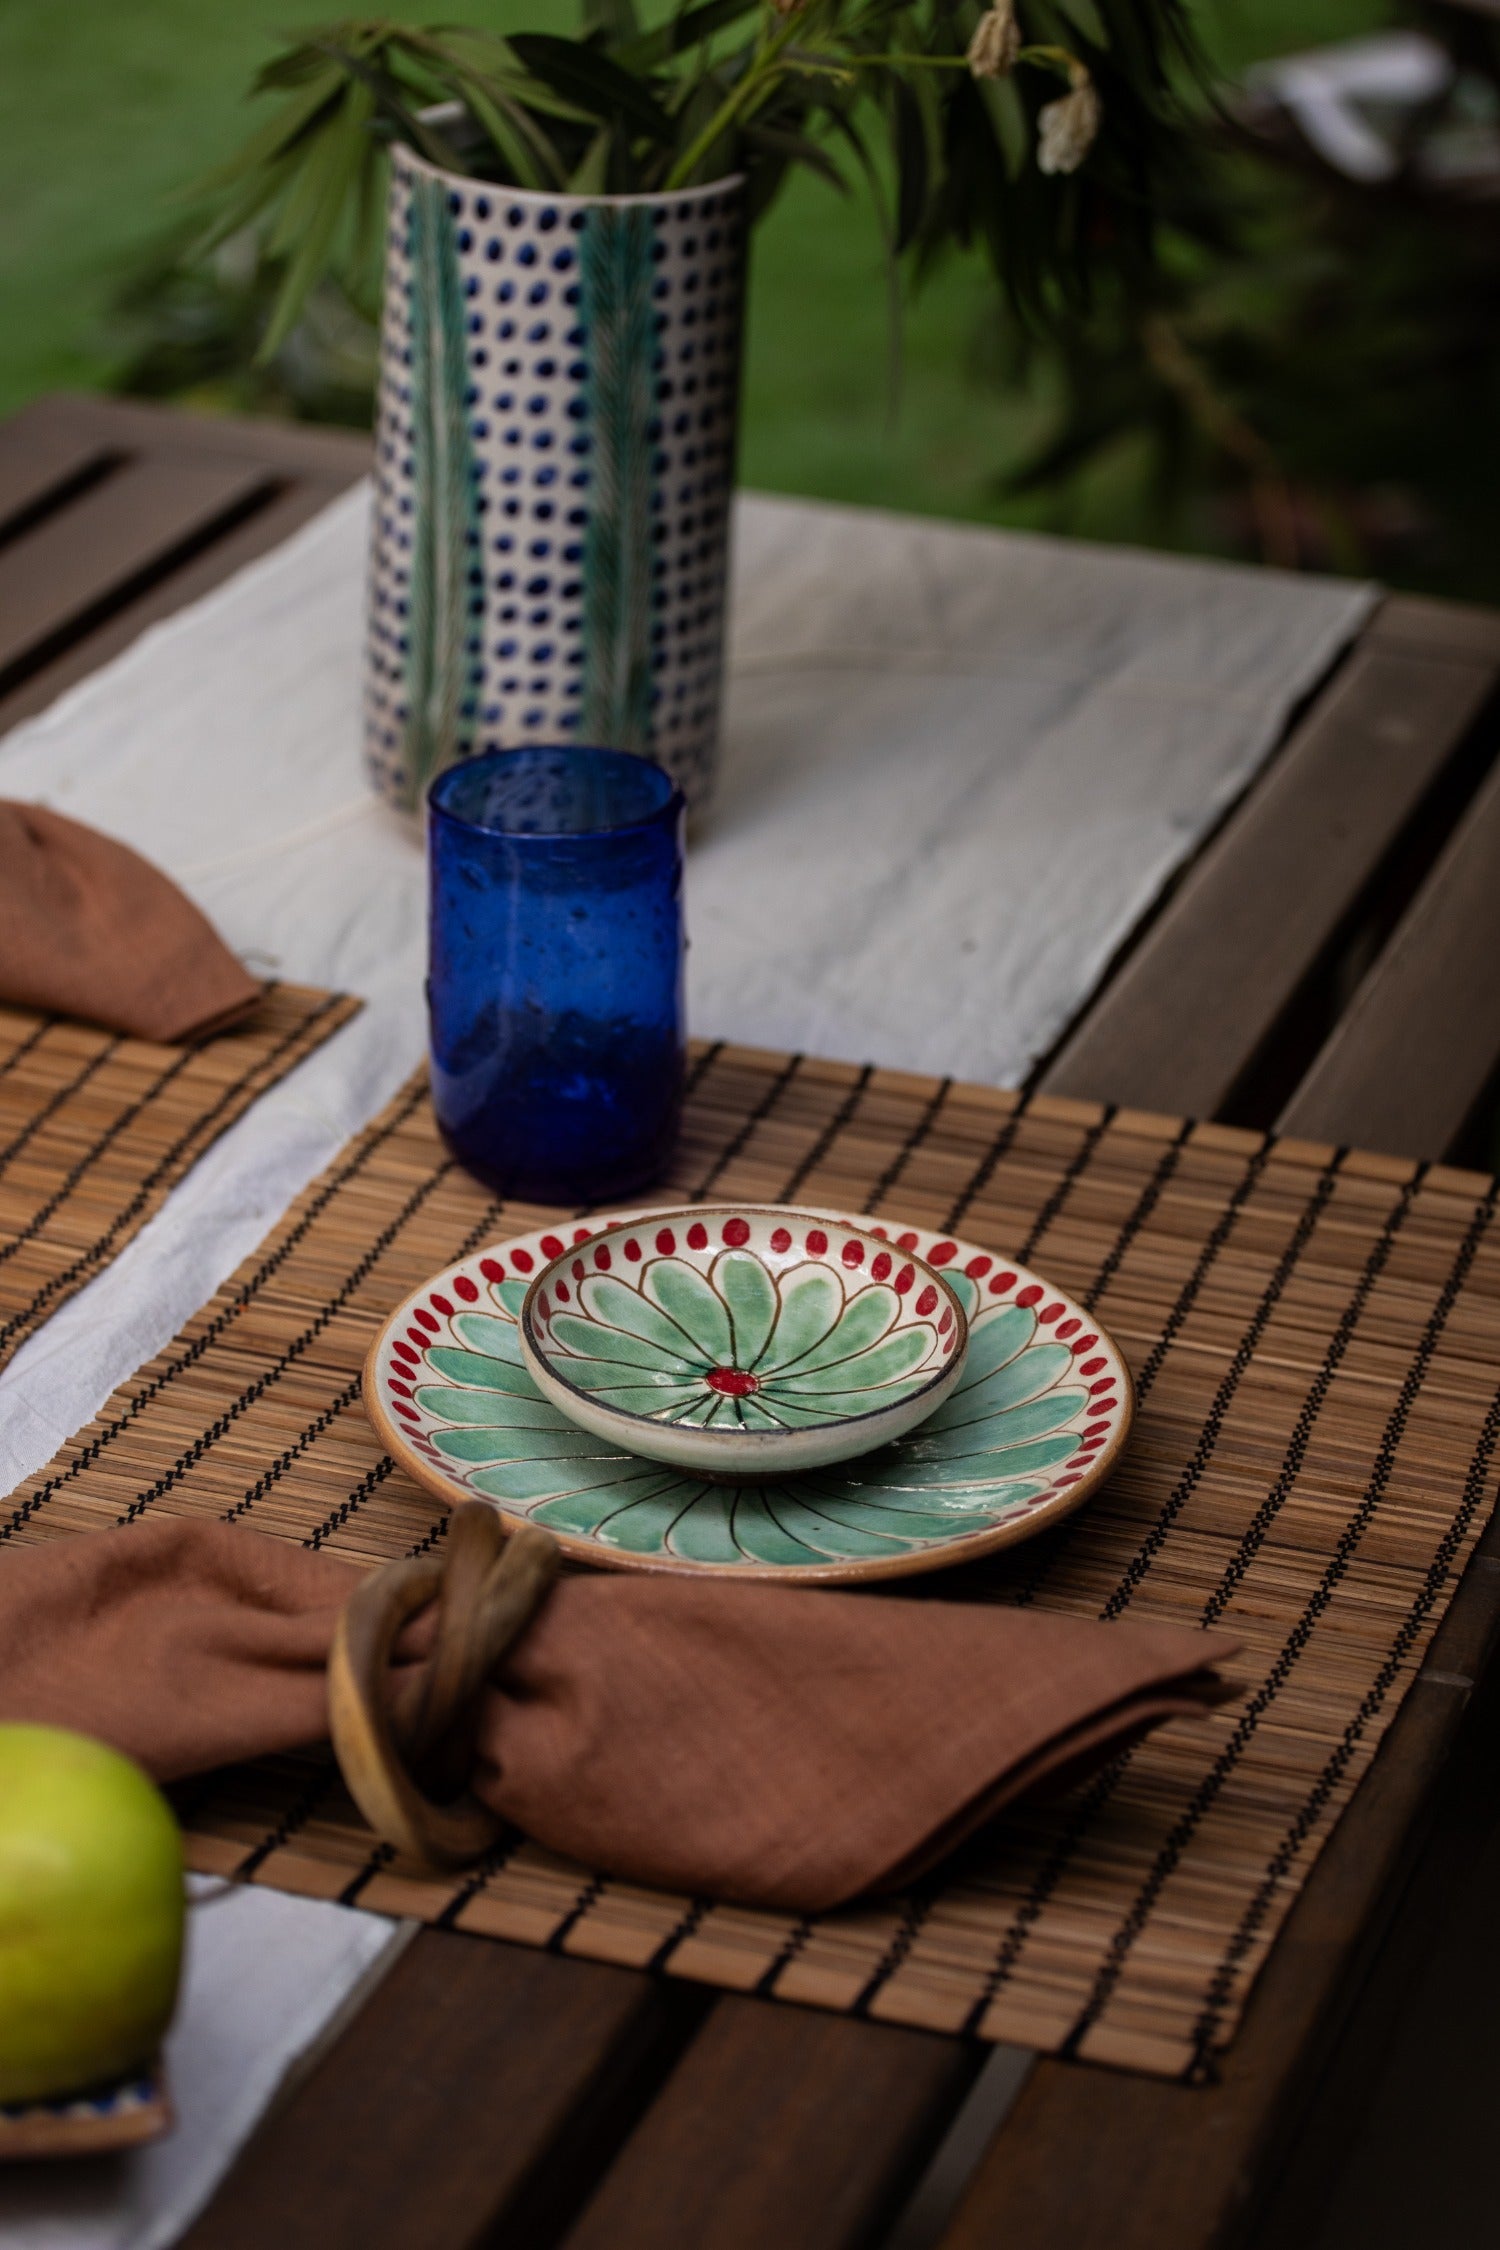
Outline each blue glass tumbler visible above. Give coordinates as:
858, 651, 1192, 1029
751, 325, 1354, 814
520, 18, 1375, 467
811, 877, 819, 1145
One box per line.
428, 747, 685, 1204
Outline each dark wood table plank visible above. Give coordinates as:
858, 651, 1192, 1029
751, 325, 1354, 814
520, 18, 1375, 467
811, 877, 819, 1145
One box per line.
0, 472, 358, 734
1277, 749, 1500, 1155
0, 418, 116, 535
176, 1929, 683, 2250
1043, 624, 1500, 1121
0, 453, 274, 683
0, 392, 369, 732
12, 389, 371, 482
560, 1999, 978, 2250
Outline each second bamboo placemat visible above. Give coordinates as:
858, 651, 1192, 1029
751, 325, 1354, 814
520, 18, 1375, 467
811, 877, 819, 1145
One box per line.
5, 1040, 1499, 2078
0, 984, 358, 1373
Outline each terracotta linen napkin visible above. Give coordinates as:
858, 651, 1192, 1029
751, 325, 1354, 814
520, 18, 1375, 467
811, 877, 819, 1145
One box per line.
0, 1520, 1238, 1913
0, 800, 261, 1041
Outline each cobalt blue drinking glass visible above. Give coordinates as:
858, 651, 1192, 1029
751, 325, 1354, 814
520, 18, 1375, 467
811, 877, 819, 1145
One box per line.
427, 746, 686, 1204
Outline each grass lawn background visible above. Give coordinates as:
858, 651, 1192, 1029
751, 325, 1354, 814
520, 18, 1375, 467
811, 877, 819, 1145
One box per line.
0, 0, 1385, 540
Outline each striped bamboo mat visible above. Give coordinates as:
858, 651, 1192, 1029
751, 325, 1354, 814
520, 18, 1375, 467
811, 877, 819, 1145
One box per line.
6, 1042, 1499, 2077
0, 986, 358, 1374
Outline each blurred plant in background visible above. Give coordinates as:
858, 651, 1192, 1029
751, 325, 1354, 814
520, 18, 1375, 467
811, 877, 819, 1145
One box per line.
102, 1, 1500, 600
991, 5, 1500, 596
109, 0, 1197, 388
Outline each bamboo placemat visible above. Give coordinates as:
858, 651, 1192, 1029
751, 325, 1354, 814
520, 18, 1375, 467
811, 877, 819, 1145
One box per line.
6, 1042, 1499, 2078
0, 985, 358, 1373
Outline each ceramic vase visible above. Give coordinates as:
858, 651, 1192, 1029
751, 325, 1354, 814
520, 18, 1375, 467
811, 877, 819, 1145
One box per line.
364, 145, 745, 812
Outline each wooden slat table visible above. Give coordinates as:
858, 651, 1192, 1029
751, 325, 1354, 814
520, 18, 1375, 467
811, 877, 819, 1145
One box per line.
6, 391, 1500, 2250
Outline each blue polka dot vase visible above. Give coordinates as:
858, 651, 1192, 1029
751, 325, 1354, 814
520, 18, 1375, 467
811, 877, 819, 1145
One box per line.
365, 146, 745, 812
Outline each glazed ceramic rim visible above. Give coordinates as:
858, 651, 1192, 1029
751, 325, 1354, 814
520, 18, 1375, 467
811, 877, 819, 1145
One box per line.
394, 138, 747, 212
516, 1206, 970, 1465
363, 1208, 1136, 1584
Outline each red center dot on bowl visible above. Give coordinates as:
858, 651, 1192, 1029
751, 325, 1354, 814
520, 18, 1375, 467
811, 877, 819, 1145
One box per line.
706, 1367, 759, 1396
656, 1228, 676, 1255
771, 1226, 792, 1254
540, 1235, 564, 1260
687, 1222, 709, 1250
723, 1217, 751, 1248
806, 1229, 828, 1256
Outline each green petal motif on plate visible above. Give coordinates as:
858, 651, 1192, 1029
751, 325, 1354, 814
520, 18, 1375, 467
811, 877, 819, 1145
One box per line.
536, 1247, 950, 1433
379, 1215, 1130, 1572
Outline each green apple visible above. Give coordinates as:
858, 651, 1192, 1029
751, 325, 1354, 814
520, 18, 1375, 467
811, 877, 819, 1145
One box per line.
0, 1725, 185, 2103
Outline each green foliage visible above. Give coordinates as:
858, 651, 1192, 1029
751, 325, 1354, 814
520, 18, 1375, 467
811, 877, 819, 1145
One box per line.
991, 16, 1500, 596
186, 0, 1201, 360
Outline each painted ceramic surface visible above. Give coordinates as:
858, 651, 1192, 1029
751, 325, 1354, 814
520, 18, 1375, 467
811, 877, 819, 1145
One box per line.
519, 1210, 968, 1475
366, 1209, 1134, 1582
365, 148, 744, 812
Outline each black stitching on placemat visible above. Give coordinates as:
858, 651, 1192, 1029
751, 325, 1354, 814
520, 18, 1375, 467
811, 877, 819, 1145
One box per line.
1185, 1353, 1500, 2076
941, 1088, 1033, 1236
0, 1034, 120, 1178
1058, 1176, 1498, 2062
863, 1076, 953, 1214
547, 1873, 606, 1952
0, 991, 345, 1356
339, 1843, 396, 1906
221, 1188, 510, 1536
681, 1038, 725, 1104
1084, 1121, 1193, 1314
1130, 1133, 1276, 1410
850, 1867, 951, 2017
1007, 1127, 1276, 1614
1015, 1105, 1117, 1267
777, 1063, 875, 1206
689, 1050, 804, 1201
959, 1759, 1127, 2036
647, 1898, 711, 1970
0, 1015, 55, 1092
966, 1144, 1351, 2009
0, 1075, 430, 1543
437, 1828, 527, 1927
234, 1763, 341, 1881
753, 1918, 816, 1996
305, 1457, 400, 1552
113, 1149, 457, 1526
1202, 1164, 1426, 1630
0, 1046, 195, 1287
1099, 1146, 1347, 1622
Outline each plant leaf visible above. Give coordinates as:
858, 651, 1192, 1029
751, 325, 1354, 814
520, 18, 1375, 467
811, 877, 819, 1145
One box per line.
506, 33, 674, 142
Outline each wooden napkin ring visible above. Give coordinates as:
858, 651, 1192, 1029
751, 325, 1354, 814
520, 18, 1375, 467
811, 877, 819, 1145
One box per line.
328, 1503, 560, 1869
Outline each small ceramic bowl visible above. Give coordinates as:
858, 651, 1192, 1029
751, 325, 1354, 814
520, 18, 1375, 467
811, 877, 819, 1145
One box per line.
518, 1206, 969, 1476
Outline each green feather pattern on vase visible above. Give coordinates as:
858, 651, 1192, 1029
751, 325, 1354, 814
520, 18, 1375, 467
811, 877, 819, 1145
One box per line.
578, 206, 657, 755
400, 171, 482, 808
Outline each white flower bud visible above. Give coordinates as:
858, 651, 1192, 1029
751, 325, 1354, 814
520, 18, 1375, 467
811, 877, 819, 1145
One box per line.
1037, 60, 1101, 174
966, 2, 1021, 80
